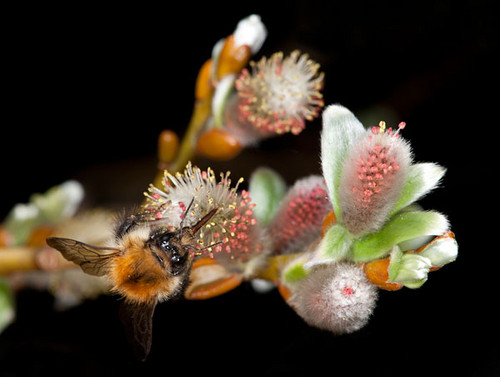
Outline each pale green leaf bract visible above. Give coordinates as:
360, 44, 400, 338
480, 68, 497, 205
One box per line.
320, 105, 365, 221
419, 236, 458, 267
248, 167, 287, 226
352, 210, 449, 262
390, 163, 446, 216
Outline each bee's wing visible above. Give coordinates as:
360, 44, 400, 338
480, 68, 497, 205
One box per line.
46, 237, 121, 276
119, 300, 156, 361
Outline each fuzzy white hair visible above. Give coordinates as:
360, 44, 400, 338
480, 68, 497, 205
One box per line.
291, 262, 378, 334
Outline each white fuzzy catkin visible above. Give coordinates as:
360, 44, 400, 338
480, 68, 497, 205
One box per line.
291, 263, 378, 334
233, 14, 267, 54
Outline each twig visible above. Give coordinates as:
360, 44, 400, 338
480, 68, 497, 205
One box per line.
152, 97, 212, 188
0, 246, 74, 274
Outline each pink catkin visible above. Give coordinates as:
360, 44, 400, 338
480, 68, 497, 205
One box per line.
142, 164, 262, 267
234, 51, 324, 136
338, 127, 412, 235
268, 176, 332, 254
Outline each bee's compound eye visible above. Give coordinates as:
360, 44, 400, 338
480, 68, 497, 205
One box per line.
157, 233, 183, 265
159, 234, 173, 252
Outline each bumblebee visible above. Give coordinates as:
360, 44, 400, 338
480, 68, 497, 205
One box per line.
47, 203, 218, 360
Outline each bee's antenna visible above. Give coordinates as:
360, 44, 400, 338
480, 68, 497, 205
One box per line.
188, 241, 224, 256
191, 207, 218, 235
178, 198, 195, 240
178, 198, 218, 239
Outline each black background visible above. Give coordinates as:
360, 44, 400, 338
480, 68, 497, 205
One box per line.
1, 1, 498, 376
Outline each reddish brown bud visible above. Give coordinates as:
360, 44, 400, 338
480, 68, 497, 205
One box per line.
364, 258, 403, 291
195, 59, 213, 100
158, 130, 179, 164
216, 35, 252, 79
321, 210, 337, 238
196, 128, 242, 161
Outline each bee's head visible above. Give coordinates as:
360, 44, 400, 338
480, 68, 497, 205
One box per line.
115, 210, 192, 271
147, 228, 193, 277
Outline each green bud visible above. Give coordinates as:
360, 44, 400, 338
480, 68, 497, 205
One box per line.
419, 236, 458, 267
248, 167, 286, 226
388, 245, 431, 286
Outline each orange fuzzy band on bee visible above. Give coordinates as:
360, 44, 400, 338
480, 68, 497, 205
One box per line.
107, 228, 190, 304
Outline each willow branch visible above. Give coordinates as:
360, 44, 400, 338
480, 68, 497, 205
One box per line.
0, 246, 75, 275
152, 97, 212, 187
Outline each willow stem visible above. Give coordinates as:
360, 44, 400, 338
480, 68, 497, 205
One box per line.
153, 97, 212, 187
0, 246, 75, 274
250, 253, 304, 282
0, 247, 38, 274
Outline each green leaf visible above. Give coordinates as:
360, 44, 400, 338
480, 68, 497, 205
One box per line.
0, 279, 15, 334
320, 105, 366, 221
248, 167, 287, 226
352, 211, 449, 262
282, 262, 308, 283
319, 224, 353, 261
390, 163, 446, 215
303, 225, 353, 270
387, 245, 404, 282
282, 225, 353, 283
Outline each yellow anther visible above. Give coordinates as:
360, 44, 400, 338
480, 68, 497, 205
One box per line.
379, 121, 386, 133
